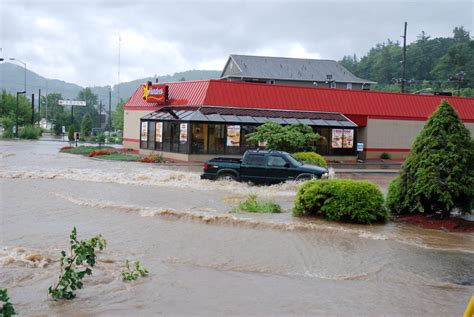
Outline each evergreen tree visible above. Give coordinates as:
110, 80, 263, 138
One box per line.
81, 113, 92, 137
387, 100, 474, 217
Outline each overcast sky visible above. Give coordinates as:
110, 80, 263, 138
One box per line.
1, 0, 472, 87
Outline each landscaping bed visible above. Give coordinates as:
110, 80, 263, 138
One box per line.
60, 146, 165, 163
394, 214, 474, 233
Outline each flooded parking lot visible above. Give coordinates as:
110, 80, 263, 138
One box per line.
1, 140, 473, 315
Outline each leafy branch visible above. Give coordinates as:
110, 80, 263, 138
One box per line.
122, 260, 149, 282
48, 227, 106, 300
0, 288, 16, 317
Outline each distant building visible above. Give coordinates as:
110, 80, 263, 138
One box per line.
220, 54, 375, 90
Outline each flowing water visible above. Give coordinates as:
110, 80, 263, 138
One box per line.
0, 140, 473, 316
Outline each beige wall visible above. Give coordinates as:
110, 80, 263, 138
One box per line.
364, 118, 474, 159
123, 109, 151, 150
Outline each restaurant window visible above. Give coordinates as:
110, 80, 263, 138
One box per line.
171, 123, 180, 152
162, 122, 172, 152
314, 127, 329, 155
155, 122, 163, 151
178, 123, 189, 154
208, 124, 225, 154
225, 125, 241, 155
140, 121, 148, 149
147, 121, 155, 150
241, 125, 256, 153
191, 123, 208, 154
330, 128, 356, 155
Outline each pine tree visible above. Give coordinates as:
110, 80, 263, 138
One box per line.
387, 100, 474, 217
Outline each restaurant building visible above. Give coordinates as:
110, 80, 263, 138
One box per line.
123, 79, 474, 161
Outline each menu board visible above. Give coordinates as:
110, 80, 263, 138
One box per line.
141, 121, 148, 142
155, 122, 162, 143
331, 129, 343, 148
179, 123, 188, 144
226, 125, 241, 146
331, 129, 354, 148
342, 129, 354, 148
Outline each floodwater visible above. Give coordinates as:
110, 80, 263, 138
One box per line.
0, 139, 473, 316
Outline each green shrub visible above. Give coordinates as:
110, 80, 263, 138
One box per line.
19, 125, 41, 139
292, 152, 327, 167
231, 195, 281, 214
293, 179, 387, 224
380, 152, 391, 159
68, 125, 75, 141
0, 288, 16, 317
95, 132, 106, 143
0, 117, 14, 138
386, 100, 474, 216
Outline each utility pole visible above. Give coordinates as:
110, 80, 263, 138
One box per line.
401, 22, 407, 93
99, 100, 102, 129
31, 93, 35, 124
108, 87, 112, 131
38, 89, 41, 120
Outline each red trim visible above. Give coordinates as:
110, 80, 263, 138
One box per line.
369, 115, 474, 123
366, 148, 411, 152
123, 138, 139, 143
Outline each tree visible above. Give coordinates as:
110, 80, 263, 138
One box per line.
386, 100, 474, 217
81, 113, 92, 137
0, 90, 32, 127
76, 88, 99, 128
246, 122, 322, 153
453, 26, 470, 43
112, 99, 125, 130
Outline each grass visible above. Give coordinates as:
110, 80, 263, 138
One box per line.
61, 146, 113, 155
95, 152, 140, 161
231, 195, 281, 214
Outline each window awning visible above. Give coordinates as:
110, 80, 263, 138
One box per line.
141, 106, 357, 128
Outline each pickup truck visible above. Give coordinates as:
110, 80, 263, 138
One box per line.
200, 150, 328, 184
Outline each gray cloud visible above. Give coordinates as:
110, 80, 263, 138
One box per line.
1, 0, 472, 86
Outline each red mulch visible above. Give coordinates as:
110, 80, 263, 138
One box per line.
116, 148, 139, 154
394, 214, 474, 233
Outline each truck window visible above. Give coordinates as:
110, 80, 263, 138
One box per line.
267, 156, 287, 167
246, 154, 266, 166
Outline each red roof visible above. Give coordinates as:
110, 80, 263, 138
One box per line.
125, 80, 474, 122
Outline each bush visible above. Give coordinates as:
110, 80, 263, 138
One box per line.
0, 117, 14, 138
380, 152, 391, 159
292, 152, 327, 167
231, 195, 281, 213
386, 100, 474, 217
293, 179, 387, 224
88, 149, 115, 157
95, 132, 106, 143
140, 153, 163, 163
19, 125, 41, 139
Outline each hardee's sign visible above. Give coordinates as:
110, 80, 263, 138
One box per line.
143, 81, 168, 104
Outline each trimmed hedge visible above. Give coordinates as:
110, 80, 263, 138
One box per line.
292, 152, 327, 167
293, 179, 387, 224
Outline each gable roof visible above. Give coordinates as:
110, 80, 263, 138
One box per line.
124, 80, 474, 122
221, 54, 376, 84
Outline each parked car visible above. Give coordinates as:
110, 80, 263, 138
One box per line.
201, 150, 328, 184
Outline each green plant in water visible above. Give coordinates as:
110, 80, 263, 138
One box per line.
0, 288, 16, 317
48, 227, 106, 300
231, 194, 281, 214
122, 260, 149, 281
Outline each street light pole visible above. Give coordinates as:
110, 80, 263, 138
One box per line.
10, 58, 27, 94
16, 91, 26, 137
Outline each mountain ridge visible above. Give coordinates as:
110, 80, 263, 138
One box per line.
0, 63, 220, 110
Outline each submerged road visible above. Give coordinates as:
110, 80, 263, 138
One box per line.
0, 140, 472, 316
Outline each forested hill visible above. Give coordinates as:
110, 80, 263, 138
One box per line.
339, 26, 474, 95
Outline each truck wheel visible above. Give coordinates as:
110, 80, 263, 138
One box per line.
217, 173, 237, 181
296, 174, 316, 181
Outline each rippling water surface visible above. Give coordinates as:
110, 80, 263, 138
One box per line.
0, 140, 473, 316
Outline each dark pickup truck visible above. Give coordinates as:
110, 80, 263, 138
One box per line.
201, 150, 328, 184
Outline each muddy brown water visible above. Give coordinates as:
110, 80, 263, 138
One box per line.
0, 140, 473, 316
